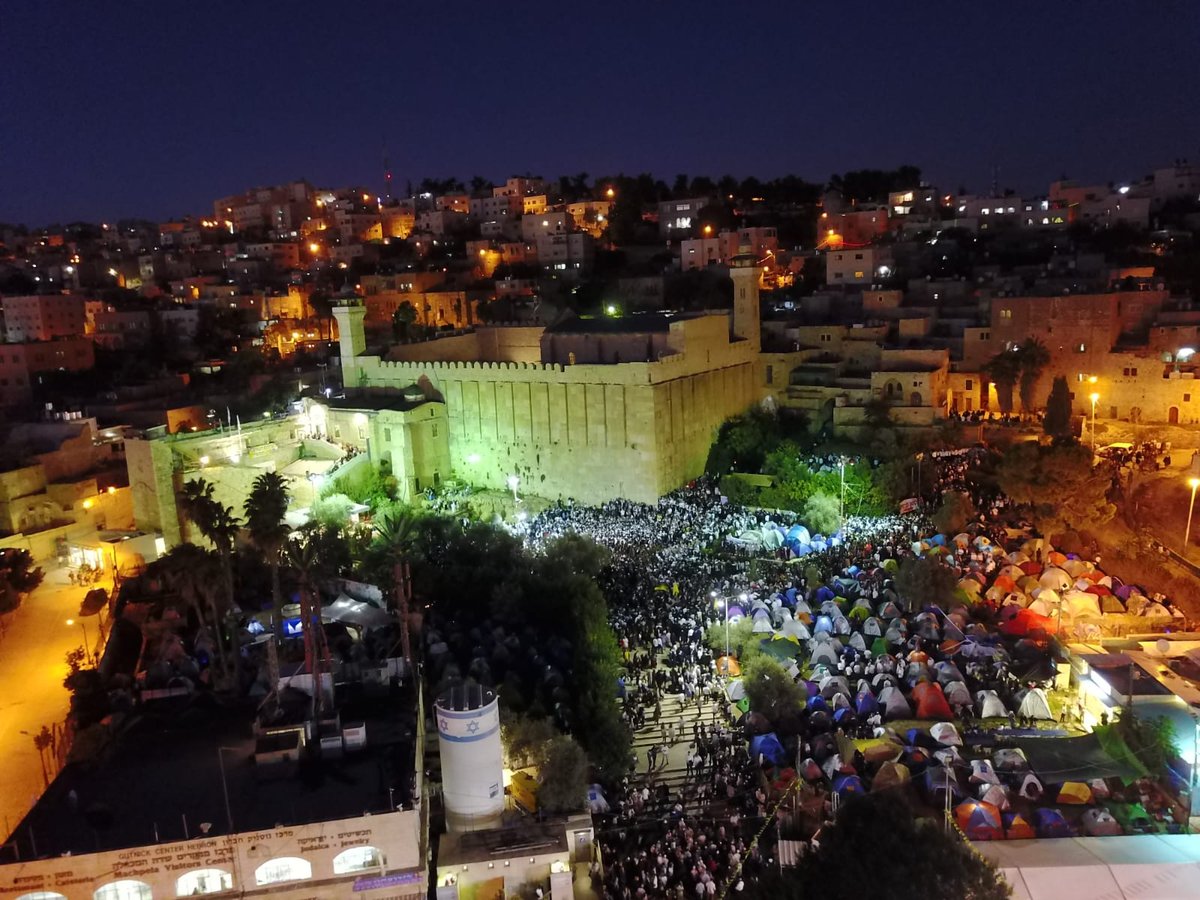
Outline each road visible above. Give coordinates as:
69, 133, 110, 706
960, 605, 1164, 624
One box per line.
0, 567, 101, 840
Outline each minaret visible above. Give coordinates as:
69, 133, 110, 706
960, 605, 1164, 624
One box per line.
332, 290, 367, 366
728, 239, 761, 351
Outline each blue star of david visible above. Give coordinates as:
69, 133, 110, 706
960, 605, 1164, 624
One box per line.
466, 720, 480, 734
439, 718, 450, 732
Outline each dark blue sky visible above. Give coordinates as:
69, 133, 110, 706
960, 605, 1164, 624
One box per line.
2, 1, 1197, 225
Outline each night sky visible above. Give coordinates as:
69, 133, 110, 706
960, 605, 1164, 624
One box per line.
2, 1, 1197, 226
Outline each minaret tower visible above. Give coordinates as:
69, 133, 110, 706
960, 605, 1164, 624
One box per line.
728, 239, 762, 351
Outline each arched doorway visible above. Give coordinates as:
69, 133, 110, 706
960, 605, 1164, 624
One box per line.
1169, 406, 1180, 424
910, 391, 922, 406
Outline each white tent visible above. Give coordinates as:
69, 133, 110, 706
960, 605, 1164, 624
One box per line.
930, 722, 961, 746
976, 690, 1008, 718
1018, 687, 1054, 720
970, 759, 1001, 785
1039, 567, 1072, 592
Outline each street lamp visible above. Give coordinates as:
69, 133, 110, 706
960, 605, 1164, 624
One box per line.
66, 618, 90, 664
838, 456, 847, 529
507, 474, 520, 503
217, 746, 239, 832
1089, 392, 1100, 454
1185, 477, 1200, 550
713, 594, 729, 663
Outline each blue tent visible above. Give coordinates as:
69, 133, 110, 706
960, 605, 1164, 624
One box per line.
786, 524, 811, 545
855, 690, 879, 717
785, 587, 798, 604
929, 533, 948, 546
833, 774, 865, 797
814, 615, 834, 634
815, 586, 835, 603
750, 732, 788, 767
1035, 807, 1074, 838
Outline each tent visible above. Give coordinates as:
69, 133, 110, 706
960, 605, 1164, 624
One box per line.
750, 732, 787, 767
1109, 802, 1154, 833
726, 680, 747, 702
922, 766, 963, 806
1003, 811, 1037, 840
976, 690, 1008, 718
1056, 781, 1093, 805
1018, 773, 1045, 801
944, 681, 972, 710
978, 784, 1010, 810
1017, 687, 1054, 720
716, 656, 741, 676
955, 800, 1003, 841
1063, 589, 1101, 619
879, 685, 912, 720
969, 759, 1000, 785
587, 784, 611, 814
1034, 808, 1074, 838
997, 606, 1053, 636
872, 760, 911, 792
911, 681, 954, 720
1080, 808, 1123, 836
930, 722, 962, 746
992, 748, 1028, 772
1039, 567, 1072, 592
833, 774, 865, 798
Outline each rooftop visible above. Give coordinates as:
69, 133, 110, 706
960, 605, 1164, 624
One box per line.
320, 391, 436, 413
437, 822, 567, 867
544, 311, 708, 335
1, 686, 418, 862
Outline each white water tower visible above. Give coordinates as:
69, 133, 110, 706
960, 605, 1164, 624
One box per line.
436, 684, 504, 832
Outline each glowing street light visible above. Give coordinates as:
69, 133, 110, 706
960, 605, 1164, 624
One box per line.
1089, 392, 1100, 454
713, 593, 729, 662
1186, 477, 1200, 550
66, 618, 91, 664
507, 474, 520, 503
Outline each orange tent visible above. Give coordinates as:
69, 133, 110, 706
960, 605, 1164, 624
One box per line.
1004, 812, 1036, 839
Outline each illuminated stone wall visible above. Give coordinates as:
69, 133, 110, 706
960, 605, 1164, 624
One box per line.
343, 317, 758, 504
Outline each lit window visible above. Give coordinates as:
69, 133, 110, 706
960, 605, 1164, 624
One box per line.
94, 882, 152, 900
1078, 343, 1086, 352
16, 893, 68, 900
255, 858, 313, 886
176, 868, 233, 895
333, 846, 385, 874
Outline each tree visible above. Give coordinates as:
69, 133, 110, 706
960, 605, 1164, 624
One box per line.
502, 714, 560, 770
311, 492, 354, 526
392, 302, 417, 340
1016, 338, 1050, 414
1043, 376, 1074, 442
1110, 708, 1178, 778
894, 556, 959, 611
0, 548, 43, 614
153, 543, 229, 676
244, 472, 290, 641
742, 657, 805, 724
985, 349, 1022, 415
995, 442, 1116, 535
747, 792, 1010, 900
706, 408, 781, 474
178, 478, 242, 675
536, 735, 589, 815
803, 490, 841, 534
931, 491, 977, 536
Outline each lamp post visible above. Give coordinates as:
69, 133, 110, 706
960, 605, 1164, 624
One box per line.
507, 474, 520, 504
217, 746, 239, 833
915, 452, 925, 500
1089, 392, 1100, 454
66, 618, 90, 665
838, 457, 847, 529
713, 595, 729, 663
1185, 477, 1200, 550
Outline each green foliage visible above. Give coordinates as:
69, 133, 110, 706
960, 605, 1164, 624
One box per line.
985, 349, 1022, 415
1043, 376, 1074, 442
894, 556, 959, 610
995, 442, 1115, 536
742, 656, 805, 723
537, 735, 589, 815
310, 492, 355, 526
1016, 338, 1050, 413
747, 792, 1010, 899
0, 547, 43, 614
328, 462, 398, 509
706, 408, 781, 475
1114, 708, 1179, 778
705, 616, 762, 667
931, 491, 977, 536
803, 490, 842, 534
501, 714, 560, 770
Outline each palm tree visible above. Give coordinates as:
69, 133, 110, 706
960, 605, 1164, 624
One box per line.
1016, 337, 1051, 416
283, 527, 334, 717
985, 349, 1023, 415
370, 507, 426, 674
178, 478, 242, 678
155, 543, 229, 678
244, 472, 291, 642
